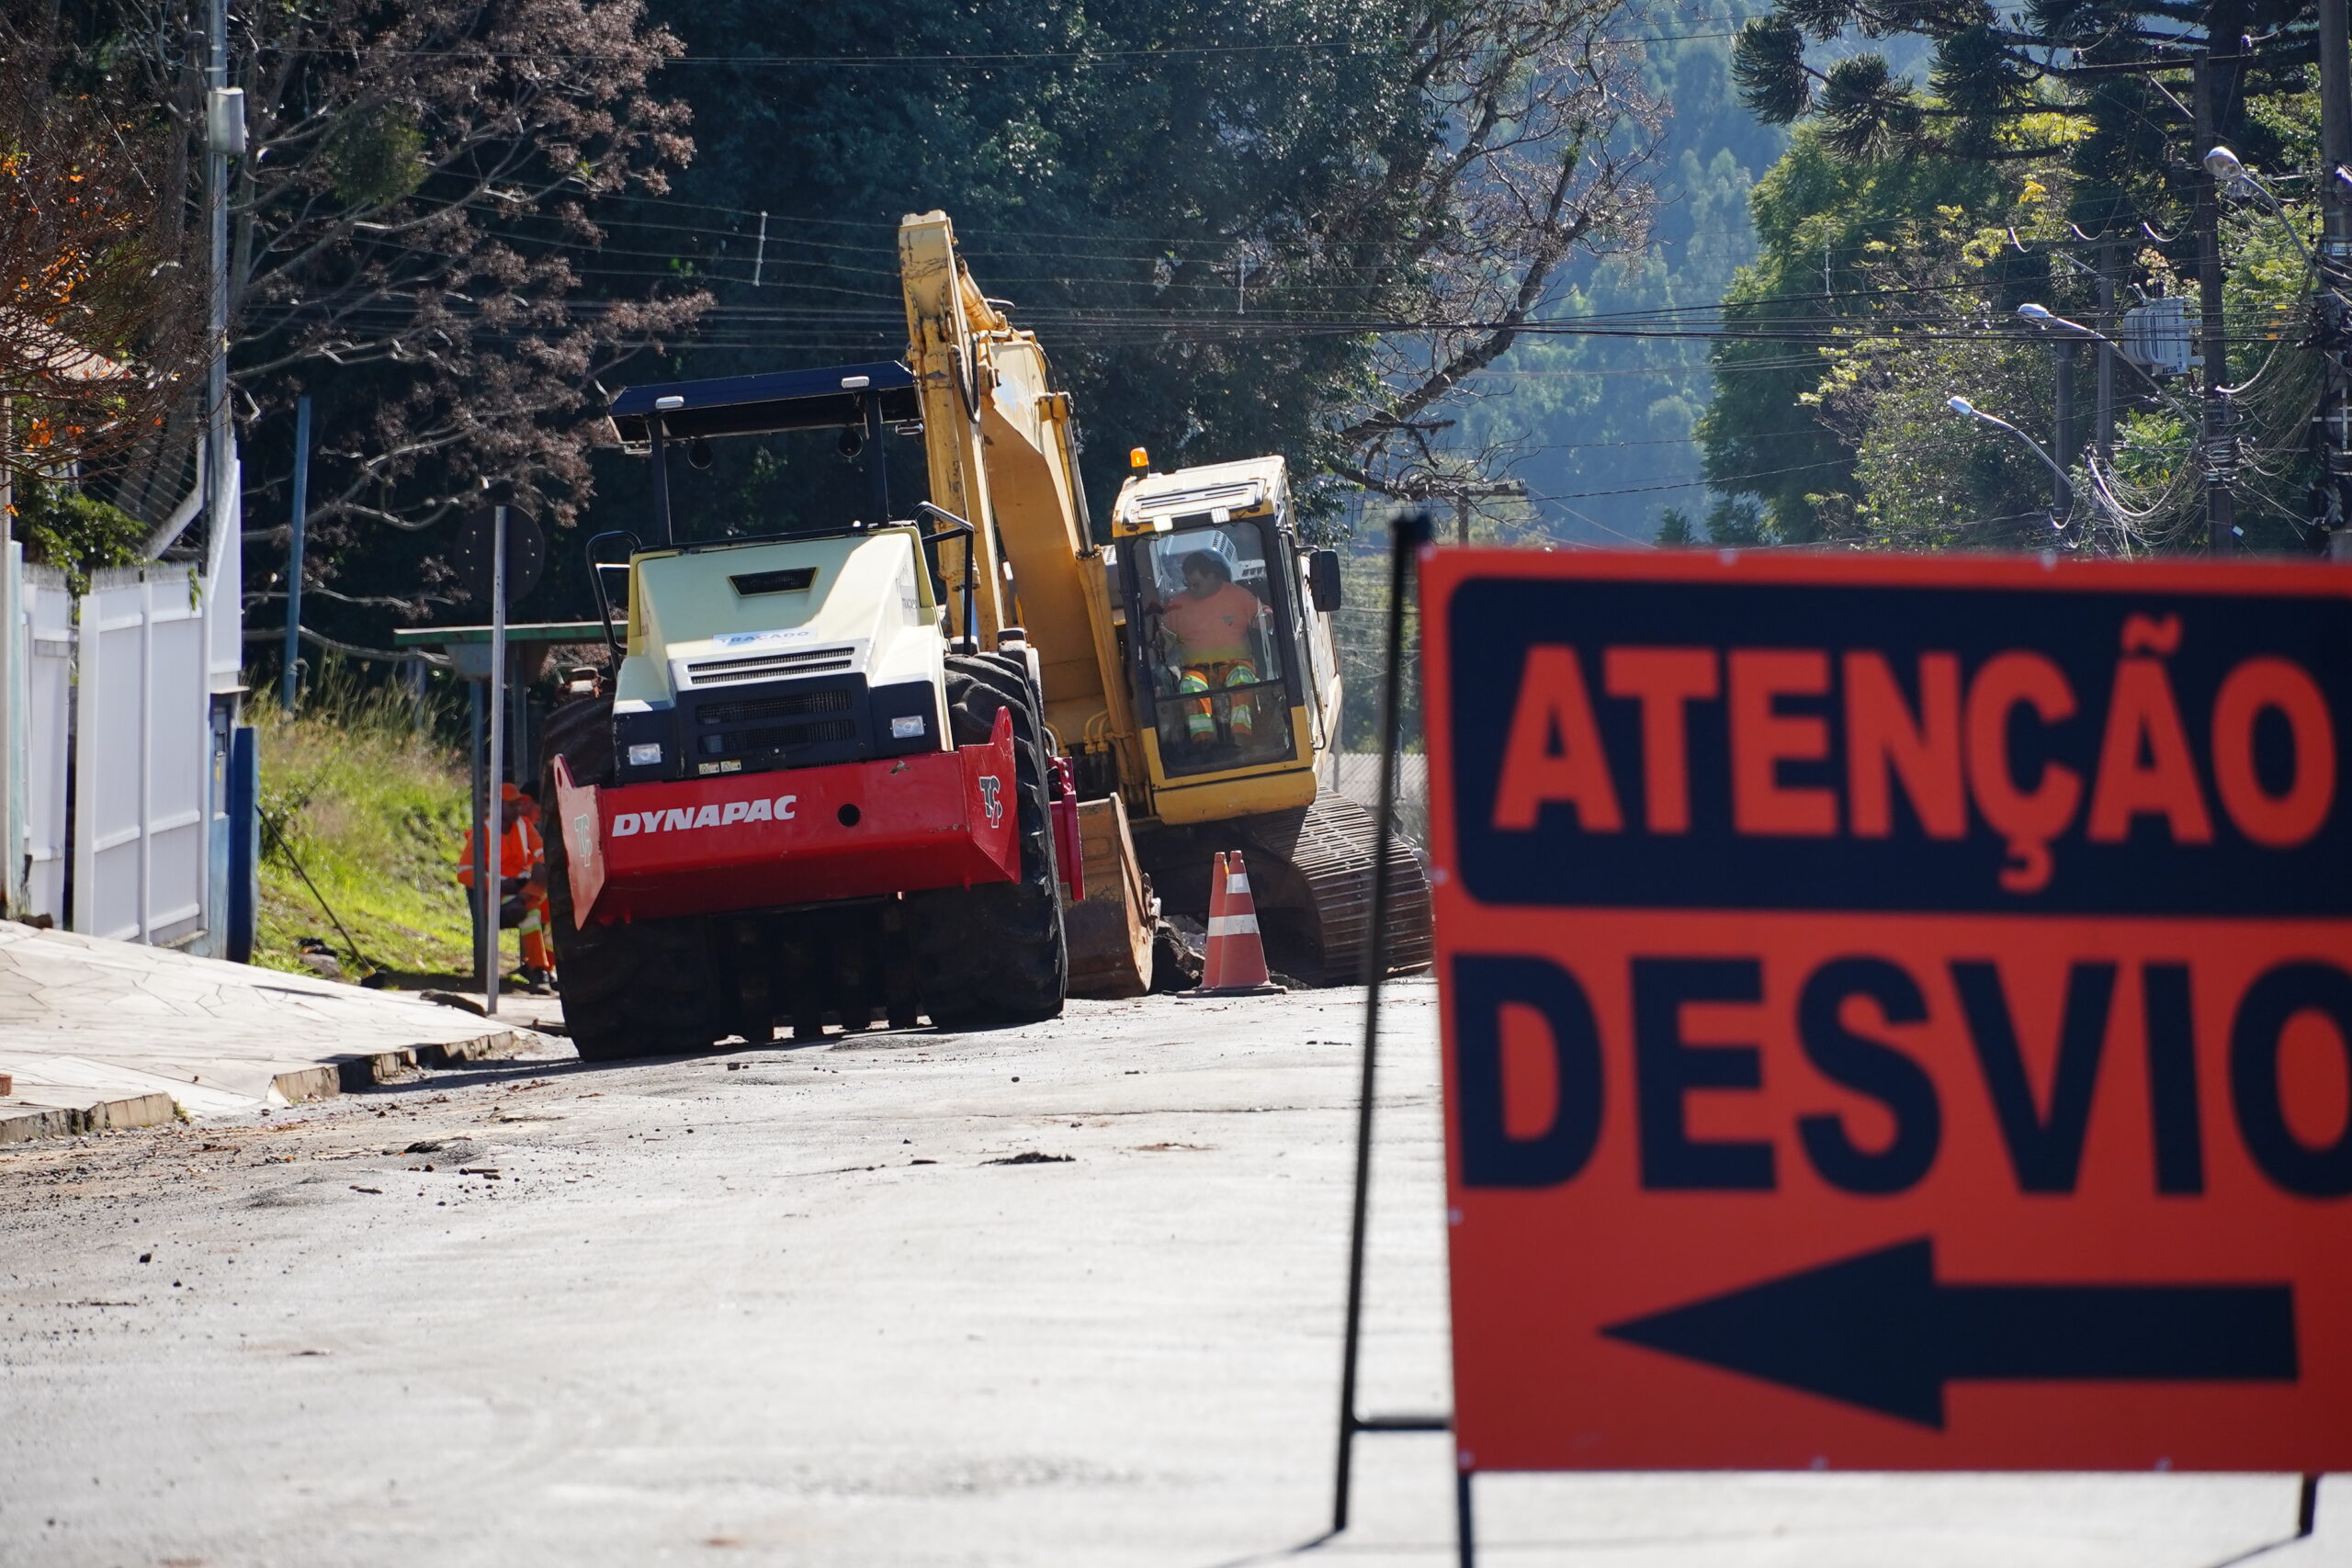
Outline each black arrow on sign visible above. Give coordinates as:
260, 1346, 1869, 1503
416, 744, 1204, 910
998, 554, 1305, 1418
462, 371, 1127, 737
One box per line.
1600, 1239, 2297, 1428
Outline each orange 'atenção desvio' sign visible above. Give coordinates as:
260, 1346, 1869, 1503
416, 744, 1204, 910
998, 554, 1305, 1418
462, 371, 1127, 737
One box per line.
1422, 548, 2352, 1472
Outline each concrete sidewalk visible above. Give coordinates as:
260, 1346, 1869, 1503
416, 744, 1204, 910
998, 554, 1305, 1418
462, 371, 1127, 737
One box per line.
0, 921, 548, 1140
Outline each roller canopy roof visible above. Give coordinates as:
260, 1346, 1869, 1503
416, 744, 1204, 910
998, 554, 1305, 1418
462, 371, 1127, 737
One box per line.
607, 362, 920, 447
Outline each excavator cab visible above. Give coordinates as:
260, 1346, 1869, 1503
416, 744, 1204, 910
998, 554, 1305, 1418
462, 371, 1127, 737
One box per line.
1109, 456, 1342, 814
1128, 513, 1296, 773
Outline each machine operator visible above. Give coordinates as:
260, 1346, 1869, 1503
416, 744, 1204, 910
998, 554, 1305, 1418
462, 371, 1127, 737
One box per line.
1159, 549, 1270, 747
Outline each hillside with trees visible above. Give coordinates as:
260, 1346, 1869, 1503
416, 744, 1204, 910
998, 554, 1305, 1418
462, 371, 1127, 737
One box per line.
1446, 1, 1792, 548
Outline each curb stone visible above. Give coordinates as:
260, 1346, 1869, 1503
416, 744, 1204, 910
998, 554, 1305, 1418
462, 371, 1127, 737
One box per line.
0, 1092, 176, 1145
326, 1030, 538, 1092
1, 1031, 543, 1144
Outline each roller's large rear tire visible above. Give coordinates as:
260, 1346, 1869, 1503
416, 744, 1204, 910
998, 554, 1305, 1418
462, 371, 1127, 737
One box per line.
903, 656, 1067, 1030
539, 697, 725, 1062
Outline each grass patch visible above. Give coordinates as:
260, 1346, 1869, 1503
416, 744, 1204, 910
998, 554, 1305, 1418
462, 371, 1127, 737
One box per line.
251, 666, 515, 985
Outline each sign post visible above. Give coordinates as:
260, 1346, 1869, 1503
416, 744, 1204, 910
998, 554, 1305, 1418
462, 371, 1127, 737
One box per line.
1421, 550, 2352, 1554
482, 503, 505, 1019
449, 502, 543, 1017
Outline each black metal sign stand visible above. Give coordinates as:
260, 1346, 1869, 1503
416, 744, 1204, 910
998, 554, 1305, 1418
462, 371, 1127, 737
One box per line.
1328, 512, 1474, 1563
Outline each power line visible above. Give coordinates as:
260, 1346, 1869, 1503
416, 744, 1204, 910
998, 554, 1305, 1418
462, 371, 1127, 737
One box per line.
352, 198, 2303, 342
273, 20, 1761, 69
1530, 457, 1850, 501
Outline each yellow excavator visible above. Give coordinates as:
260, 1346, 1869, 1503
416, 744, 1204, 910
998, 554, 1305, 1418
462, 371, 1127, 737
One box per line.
896, 209, 1430, 993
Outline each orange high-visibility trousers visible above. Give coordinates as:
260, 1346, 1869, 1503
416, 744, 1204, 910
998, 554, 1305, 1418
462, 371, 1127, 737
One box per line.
516, 884, 554, 975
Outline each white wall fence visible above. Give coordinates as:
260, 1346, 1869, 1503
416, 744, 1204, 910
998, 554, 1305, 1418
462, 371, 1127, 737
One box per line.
70, 564, 214, 942
3, 448, 243, 950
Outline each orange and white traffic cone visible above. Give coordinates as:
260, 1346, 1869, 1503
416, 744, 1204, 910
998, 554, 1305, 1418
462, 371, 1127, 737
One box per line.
1205, 852, 1240, 990
1188, 850, 1284, 997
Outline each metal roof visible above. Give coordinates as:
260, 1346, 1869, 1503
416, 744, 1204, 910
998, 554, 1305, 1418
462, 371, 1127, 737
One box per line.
607, 361, 920, 446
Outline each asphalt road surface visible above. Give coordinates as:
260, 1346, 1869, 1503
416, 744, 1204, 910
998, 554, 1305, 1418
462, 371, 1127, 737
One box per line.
0, 981, 2334, 1566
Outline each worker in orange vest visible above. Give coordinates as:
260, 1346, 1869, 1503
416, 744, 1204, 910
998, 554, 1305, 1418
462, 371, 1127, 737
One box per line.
457, 782, 556, 992
1159, 549, 1271, 747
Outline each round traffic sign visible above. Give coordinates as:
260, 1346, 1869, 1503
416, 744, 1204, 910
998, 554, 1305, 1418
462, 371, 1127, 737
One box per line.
453, 507, 546, 607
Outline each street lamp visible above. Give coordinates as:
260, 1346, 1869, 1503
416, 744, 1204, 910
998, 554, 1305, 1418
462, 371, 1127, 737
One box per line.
1947, 396, 2072, 528
2012, 306, 2082, 506
2202, 143, 2254, 190
2204, 146, 2320, 269
2016, 302, 2195, 410
2205, 145, 2352, 545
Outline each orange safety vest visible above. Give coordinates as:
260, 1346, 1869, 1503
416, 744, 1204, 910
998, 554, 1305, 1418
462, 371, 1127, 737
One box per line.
1163, 581, 1266, 665
456, 818, 541, 888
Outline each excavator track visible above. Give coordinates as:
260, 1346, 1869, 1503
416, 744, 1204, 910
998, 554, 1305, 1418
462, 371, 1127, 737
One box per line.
1140, 789, 1432, 987
1237, 790, 1433, 987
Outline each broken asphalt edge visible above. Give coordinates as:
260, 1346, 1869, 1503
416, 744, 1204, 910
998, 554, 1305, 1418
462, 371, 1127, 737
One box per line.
0, 1028, 544, 1146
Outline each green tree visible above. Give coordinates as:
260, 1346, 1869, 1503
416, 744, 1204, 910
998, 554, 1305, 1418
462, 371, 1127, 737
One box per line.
1696, 120, 2010, 541
1726, 0, 2318, 228
591, 0, 1665, 548
9, 474, 147, 590
1699, 93, 2323, 552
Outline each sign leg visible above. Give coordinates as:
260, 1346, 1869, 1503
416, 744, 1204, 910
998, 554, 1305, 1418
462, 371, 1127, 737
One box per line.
1331, 512, 1432, 1536
2298, 1473, 2320, 1539
1456, 1469, 1476, 1568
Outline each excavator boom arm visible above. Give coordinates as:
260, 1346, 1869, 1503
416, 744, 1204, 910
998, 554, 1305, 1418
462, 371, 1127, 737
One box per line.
899, 211, 1139, 773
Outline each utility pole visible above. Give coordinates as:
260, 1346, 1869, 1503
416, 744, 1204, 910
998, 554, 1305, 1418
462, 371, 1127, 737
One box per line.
1, 395, 21, 919
2050, 341, 2076, 518
2317, 0, 2352, 547
280, 397, 309, 712
2194, 50, 2237, 553
2095, 239, 2119, 461
203, 0, 232, 563
1444, 479, 1527, 546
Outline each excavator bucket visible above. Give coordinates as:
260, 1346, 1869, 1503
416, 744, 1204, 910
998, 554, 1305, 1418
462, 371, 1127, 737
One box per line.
1062, 794, 1155, 998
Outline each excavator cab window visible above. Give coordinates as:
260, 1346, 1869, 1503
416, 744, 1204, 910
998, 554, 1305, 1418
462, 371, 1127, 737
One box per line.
1127, 515, 1301, 777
